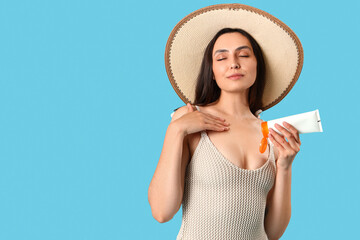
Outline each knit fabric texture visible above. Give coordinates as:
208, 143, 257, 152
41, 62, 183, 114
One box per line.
176, 105, 276, 240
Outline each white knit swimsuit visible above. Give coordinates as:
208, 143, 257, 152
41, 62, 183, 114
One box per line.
176, 105, 276, 240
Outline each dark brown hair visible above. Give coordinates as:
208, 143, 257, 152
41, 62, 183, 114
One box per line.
192, 28, 266, 116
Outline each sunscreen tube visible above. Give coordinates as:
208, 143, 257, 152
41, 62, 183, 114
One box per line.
259, 109, 323, 153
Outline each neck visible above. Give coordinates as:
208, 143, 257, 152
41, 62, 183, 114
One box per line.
213, 90, 255, 120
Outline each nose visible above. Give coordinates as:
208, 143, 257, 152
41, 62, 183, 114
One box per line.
230, 56, 240, 69
231, 63, 240, 69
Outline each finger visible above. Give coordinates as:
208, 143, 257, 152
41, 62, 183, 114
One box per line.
204, 116, 230, 127
203, 112, 227, 122
269, 128, 290, 150
268, 132, 285, 151
283, 121, 301, 145
187, 103, 194, 112
274, 123, 301, 150
270, 127, 300, 153
205, 122, 229, 131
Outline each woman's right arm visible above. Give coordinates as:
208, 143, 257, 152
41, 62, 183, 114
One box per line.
147, 105, 190, 223
148, 104, 229, 223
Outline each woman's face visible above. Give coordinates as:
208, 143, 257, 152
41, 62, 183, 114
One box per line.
212, 32, 257, 93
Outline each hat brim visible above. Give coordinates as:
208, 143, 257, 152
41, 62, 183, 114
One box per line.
165, 3, 303, 111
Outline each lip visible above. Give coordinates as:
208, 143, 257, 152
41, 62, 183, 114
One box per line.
227, 73, 244, 79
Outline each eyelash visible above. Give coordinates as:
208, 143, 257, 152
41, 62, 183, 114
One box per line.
217, 56, 249, 61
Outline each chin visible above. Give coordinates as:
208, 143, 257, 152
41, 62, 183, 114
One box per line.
219, 83, 254, 92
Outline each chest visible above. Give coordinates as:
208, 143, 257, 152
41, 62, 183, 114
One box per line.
189, 124, 270, 170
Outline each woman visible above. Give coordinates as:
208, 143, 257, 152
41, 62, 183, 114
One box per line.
148, 4, 303, 240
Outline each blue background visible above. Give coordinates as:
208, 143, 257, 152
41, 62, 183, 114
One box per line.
0, 0, 359, 239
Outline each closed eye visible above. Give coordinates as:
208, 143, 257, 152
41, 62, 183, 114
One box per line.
217, 58, 226, 61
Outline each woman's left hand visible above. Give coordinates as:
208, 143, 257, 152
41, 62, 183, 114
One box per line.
268, 121, 301, 170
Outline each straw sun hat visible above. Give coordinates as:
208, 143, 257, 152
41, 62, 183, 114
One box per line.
165, 3, 303, 115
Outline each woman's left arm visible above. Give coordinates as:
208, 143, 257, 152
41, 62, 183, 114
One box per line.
264, 121, 301, 240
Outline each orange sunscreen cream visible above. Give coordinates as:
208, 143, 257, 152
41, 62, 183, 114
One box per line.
259, 109, 323, 153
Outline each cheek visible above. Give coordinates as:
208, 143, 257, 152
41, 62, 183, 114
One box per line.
253, 61, 258, 70
212, 63, 225, 76
249, 60, 257, 74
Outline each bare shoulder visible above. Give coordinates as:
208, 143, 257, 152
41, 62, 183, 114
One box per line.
170, 105, 187, 123
170, 105, 202, 158
170, 105, 196, 123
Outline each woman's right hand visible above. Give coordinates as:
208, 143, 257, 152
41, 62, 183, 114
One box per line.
172, 103, 230, 136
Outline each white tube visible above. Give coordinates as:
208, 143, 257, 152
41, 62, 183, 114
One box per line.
267, 109, 323, 137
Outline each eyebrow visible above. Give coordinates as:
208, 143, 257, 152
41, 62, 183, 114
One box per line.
213, 46, 251, 56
